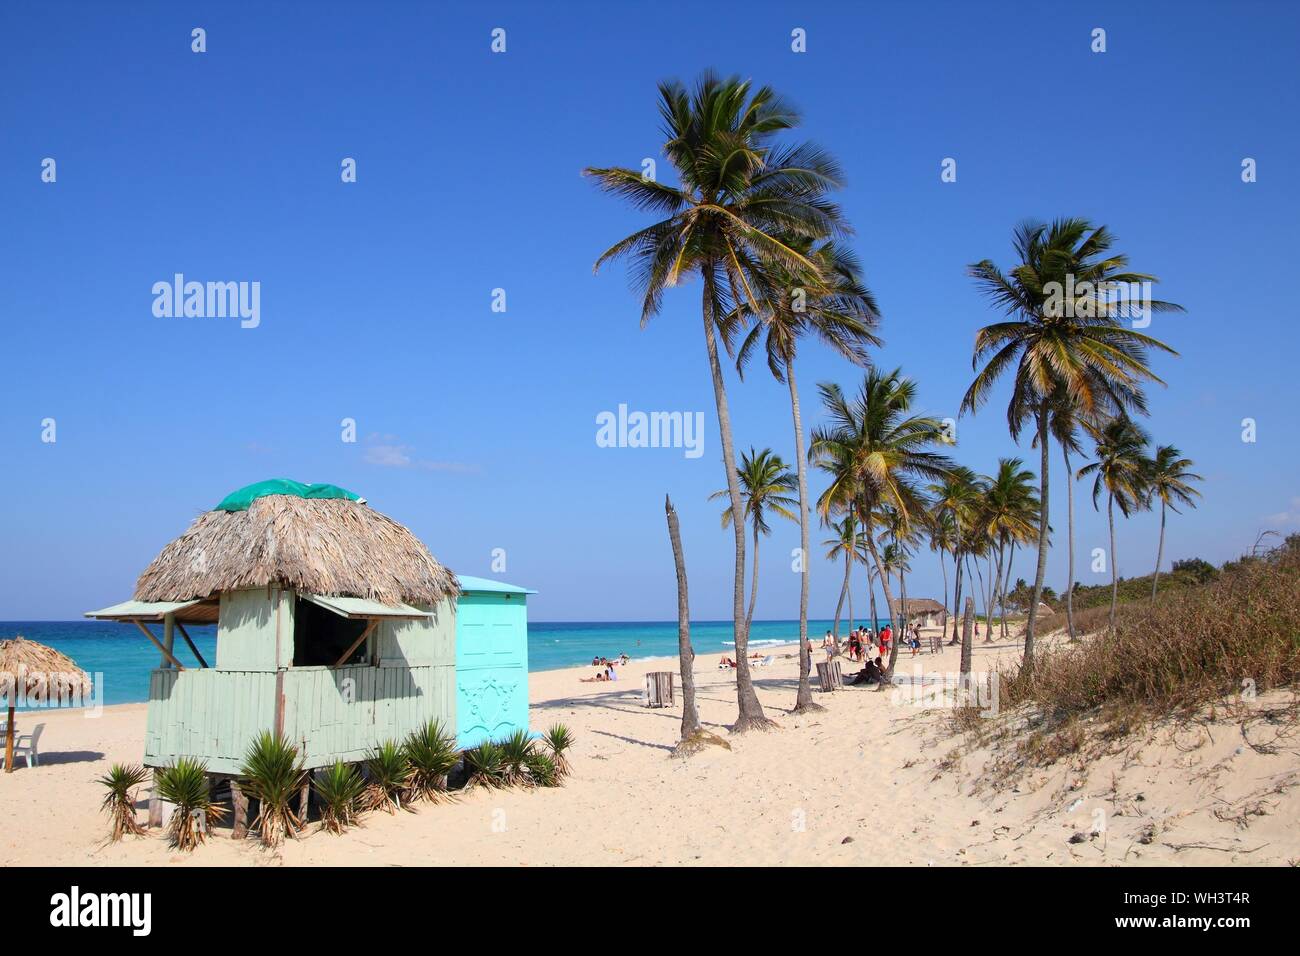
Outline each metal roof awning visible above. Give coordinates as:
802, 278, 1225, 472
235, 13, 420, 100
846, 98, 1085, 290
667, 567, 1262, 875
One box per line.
301, 594, 433, 620
454, 574, 537, 595
85, 599, 218, 624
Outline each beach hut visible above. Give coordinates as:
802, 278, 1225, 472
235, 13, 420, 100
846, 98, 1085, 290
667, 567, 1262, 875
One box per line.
86, 480, 460, 778
889, 598, 948, 628
454, 575, 536, 749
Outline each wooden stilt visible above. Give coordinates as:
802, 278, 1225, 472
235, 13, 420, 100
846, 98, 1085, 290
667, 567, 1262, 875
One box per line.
230, 779, 249, 840
4, 703, 15, 774
297, 776, 311, 823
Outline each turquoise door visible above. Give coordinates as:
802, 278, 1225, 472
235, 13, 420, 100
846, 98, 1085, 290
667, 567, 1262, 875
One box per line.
455, 592, 529, 748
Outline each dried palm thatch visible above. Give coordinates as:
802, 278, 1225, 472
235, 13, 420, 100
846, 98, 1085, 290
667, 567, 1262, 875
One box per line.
133, 495, 458, 606
0, 636, 94, 702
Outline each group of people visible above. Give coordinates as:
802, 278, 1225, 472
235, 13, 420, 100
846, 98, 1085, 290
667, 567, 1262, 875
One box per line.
581, 653, 630, 682
820, 621, 925, 666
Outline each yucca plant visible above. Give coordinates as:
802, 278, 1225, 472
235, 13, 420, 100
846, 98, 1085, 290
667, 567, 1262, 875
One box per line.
500, 729, 536, 787
240, 731, 307, 848
403, 719, 459, 803
154, 758, 224, 852
363, 740, 411, 813
96, 763, 149, 841
525, 750, 559, 788
543, 724, 575, 778
462, 740, 506, 790
314, 761, 366, 834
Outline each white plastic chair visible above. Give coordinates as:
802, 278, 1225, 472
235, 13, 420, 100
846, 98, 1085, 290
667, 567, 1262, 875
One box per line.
1, 723, 45, 769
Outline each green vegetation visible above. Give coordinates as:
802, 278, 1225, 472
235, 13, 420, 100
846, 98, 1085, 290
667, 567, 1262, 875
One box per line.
96, 763, 149, 842
403, 719, 459, 803
314, 761, 366, 834
240, 731, 307, 847
154, 758, 224, 852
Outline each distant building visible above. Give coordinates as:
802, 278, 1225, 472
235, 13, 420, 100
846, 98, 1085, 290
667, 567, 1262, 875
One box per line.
889, 597, 948, 628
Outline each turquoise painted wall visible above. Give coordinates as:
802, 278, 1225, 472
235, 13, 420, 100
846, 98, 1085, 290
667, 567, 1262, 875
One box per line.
455, 592, 529, 748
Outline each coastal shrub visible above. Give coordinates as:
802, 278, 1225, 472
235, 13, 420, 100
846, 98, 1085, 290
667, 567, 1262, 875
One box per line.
240, 731, 308, 847
499, 729, 536, 787
315, 761, 366, 834
542, 724, 574, 778
403, 719, 459, 803
363, 740, 411, 813
997, 545, 1300, 734
155, 758, 224, 852
96, 763, 149, 842
524, 750, 559, 788
462, 740, 506, 790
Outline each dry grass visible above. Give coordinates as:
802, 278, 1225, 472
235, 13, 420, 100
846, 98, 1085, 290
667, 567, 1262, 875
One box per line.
1000, 546, 1300, 735
134, 495, 458, 605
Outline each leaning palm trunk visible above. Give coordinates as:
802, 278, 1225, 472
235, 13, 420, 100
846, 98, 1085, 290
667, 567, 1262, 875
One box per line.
1152, 499, 1167, 599
1064, 446, 1078, 641
745, 522, 760, 632
1108, 492, 1119, 632
1001, 541, 1016, 641
701, 273, 768, 730
833, 552, 849, 641
938, 550, 949, 638
864, 530, 900, 680
1024, 405, 1052, 669
665, 496, 700, 741
786, 363, 820, 712
949, 540, 964, 645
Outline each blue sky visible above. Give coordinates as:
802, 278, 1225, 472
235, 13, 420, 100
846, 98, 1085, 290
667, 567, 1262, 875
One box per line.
2, 1, 1297, 621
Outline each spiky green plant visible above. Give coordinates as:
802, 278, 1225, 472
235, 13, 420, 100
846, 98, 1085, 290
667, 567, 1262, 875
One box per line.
314, 761, 366, 834
363, 740, 411, 813
240, 731, 307, 847
543, 724, 574, 778
403, 719, 459, 803
155, 758, 224, 852
462, 740, 506, 790
500, 729, 536, 787
525, 750, 559, 788
96, 763, 149, 842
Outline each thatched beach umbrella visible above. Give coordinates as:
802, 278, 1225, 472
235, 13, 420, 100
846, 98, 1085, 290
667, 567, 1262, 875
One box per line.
0, 636, 93, 773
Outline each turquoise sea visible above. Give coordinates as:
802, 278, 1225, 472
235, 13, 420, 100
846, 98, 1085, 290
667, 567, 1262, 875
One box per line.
1, 617, 892, 708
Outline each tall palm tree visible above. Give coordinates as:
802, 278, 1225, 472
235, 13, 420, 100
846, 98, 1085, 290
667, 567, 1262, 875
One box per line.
1078, 418, 1152, 630
709, 448, 799, 631
811, 369, 954, 679
734, 239, 880, 711
587, 73, 848, 730
1146, 445, 1202, 597
928, 509, 957, 638
962, 218, 1182, 668
822, 510, 864, 648
979, 459, 1039, 644
878, 504, 921, 642
929, 467, 984, 652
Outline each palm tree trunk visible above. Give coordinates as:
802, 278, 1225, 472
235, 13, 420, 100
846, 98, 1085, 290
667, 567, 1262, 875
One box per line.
1152, 499, 1167, 599
785, 362, 819, 712
700, 271, 768, 730
868, 565, 879, 633
1025, 403, 1051, 670
833, 552, 848, 639
973, 554, 988, 640
1064, 446, 1077, 641
939, 550, 949, 638
1108, 492, 1119, 632
1001, 541, 1015, 641
982, 552, 995, 642
949, 542, 964, 645
745, 522, 760, 632
864, 529, 900, 680
664, 496, 700, 741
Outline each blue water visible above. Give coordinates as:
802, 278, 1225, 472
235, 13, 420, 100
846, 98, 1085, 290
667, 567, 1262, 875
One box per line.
1, 617, 892, 707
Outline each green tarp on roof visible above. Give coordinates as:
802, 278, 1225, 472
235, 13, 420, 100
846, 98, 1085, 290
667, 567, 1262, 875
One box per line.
214, 479, 363, 512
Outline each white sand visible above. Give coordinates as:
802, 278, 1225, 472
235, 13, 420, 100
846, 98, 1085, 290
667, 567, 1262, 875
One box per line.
3, 629, 1297, 866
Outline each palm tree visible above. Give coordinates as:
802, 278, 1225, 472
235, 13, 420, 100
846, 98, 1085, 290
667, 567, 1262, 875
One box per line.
811, 369, 954, 679
979, 459, 1039, 644
587, 73, 849, 730
878, 503, 922, 643
709, 448, 799, 631
734, 239, 880, 711
822, 510, 863, 648
929, 467, 984, 653
1146, 445, 1202, 597
1078, 418, 1152, 630
962, 218, 1182, 668
927, 509, 957, 638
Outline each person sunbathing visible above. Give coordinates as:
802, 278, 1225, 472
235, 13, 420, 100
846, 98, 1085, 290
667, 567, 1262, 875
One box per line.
719, 656, 738, 668
580, 671, 608, 683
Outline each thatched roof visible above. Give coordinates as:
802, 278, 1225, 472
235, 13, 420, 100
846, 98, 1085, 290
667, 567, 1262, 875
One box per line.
889, 597, 947, 615
0, 636, 94, 700
133, 495, 458, 606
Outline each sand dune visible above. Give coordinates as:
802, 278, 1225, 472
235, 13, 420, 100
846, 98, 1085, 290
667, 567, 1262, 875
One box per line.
3, 629, 1297, 867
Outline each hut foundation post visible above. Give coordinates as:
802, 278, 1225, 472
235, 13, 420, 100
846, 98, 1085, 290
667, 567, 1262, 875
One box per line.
297, 776, 311, 823
229, 779, 249, 839
148, 785, 175, 829
4, 703, 14, 774
162, 613, 176, 669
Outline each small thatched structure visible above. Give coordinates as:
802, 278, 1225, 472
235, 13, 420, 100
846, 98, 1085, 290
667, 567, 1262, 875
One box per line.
134, 495, 458, 606
1, 636, 93, 772
889, 597, 948, 627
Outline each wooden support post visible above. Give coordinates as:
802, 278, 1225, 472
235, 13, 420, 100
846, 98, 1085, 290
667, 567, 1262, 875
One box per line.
297, 776, 311, 823
162, 613, 176, 669
174, 622, 209, 668
229, 779, 248, 840
4, 703, 15, 774
133, 620, 186, 670
332, 620, 378, 668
